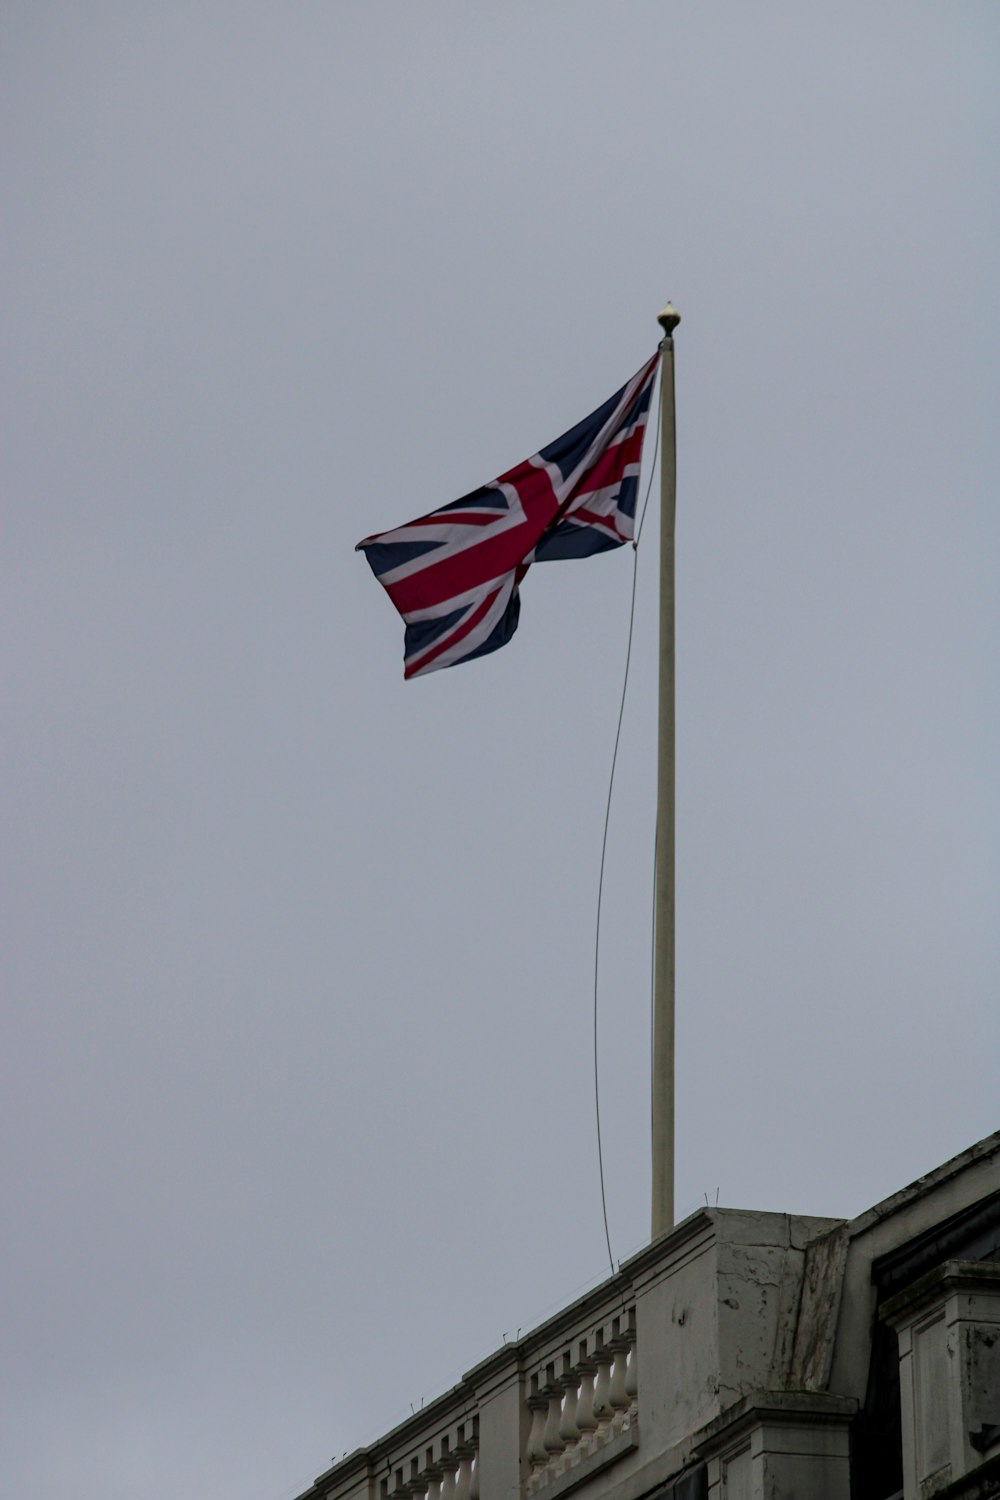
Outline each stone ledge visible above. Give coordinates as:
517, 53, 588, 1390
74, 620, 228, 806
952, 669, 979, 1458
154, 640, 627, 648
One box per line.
690, 1391, 857, 1458
880, 1257, 1000, 1327
528, 1426, 639, 1500
930, 1451, 1000, 1500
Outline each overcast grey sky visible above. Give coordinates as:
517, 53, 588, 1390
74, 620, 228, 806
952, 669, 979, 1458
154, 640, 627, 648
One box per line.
3, 5, 998, 1498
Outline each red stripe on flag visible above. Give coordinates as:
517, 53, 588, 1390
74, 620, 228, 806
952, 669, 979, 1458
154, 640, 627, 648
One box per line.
404, 586, 502, 678
386, 478, 558, 613
405, 510, 499, 528
566, 508, 621, 534
572, 427, 645, 497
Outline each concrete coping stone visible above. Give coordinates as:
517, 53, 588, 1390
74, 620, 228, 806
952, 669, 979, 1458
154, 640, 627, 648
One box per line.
846, 1133, 1000, 1244
879, 1257, 1000, 1328
690, 1390, 858, 1458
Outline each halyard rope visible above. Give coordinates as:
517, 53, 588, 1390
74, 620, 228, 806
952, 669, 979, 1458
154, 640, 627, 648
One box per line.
592, 382, 662, 1274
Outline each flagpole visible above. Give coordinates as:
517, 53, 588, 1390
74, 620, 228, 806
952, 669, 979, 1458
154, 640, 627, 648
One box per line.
652, 302, 680, 1239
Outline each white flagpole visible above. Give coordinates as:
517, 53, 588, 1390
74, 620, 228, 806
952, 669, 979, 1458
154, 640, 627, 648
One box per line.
652, 303, 680, 1238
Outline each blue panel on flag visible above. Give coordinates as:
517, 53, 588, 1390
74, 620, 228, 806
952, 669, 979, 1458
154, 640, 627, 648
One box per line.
363, 538, 442, 574
459, 590, 521, 664
615, 473, 640, 520
533, 524, 623, 562
403, 603, 469, 657
537, 385, 625, 479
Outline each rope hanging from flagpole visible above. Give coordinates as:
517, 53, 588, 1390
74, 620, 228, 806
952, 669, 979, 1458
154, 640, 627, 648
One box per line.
592, 382, 662, 1276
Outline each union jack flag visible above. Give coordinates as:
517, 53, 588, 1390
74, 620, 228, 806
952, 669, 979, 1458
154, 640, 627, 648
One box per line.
357, 352, 660, 679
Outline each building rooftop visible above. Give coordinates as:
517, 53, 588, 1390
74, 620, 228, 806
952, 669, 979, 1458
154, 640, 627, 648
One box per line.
297, 1132, 1000, 1500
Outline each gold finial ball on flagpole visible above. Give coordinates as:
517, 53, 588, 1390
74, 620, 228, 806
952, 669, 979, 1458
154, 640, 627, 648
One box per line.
657, 302, 681, 336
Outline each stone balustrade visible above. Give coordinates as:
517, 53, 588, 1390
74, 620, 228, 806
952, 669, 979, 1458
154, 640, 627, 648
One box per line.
523, 1307, 638, 1492
305, 1397, 481, 1500
380, 1418, 479, 1500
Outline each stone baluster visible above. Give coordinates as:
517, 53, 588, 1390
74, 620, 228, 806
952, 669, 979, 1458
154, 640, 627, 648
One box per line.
591, 1333, 614, 1445
574, 1338, 599, 1457
423, 1448, 442, 1500
454, 1422, 476, 1500
455, 1452, 473, 1500
439, 1440, 458, 1500
557, 1350, 582, 1466
608, 1317, 631, 1437
541, 1363, 565, 1475
405, 1456, 427, 1500
468, 1453, 479, 1500
624, 1313, 638, 1427
526, 1374, 549, 1486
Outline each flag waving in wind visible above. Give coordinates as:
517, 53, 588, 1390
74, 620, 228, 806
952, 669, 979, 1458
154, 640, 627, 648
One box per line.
357, 352, 660, 679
